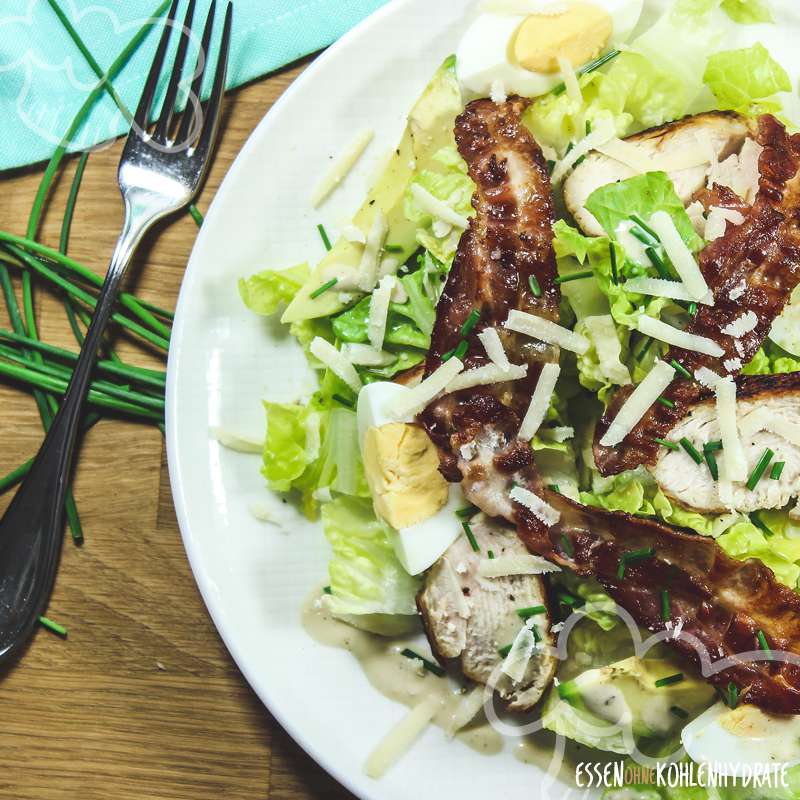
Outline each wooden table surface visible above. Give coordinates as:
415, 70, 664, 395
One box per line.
0, 60, 354, 800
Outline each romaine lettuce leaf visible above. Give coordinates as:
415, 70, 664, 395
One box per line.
323, 496, 421, 627
239, 263, 310, 315
404, 146, 475, 265
331, 293, 430, 350
743, 341, 800, 376
704, 43, 791, 116
720, 0, 773, 25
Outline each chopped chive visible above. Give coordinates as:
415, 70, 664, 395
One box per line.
704, 440, 723, 452
560, 534, 574, 558
727, 682, 739, 708
756, 630, 772, 660
636, 336, 655, 362
384, 244, 403, 253
401, 648, 446, 677
749, 512, 774, 538
670, 706, 689, 719
310, 277, 338, 299
38, 616, 67, 637
618, 547, 656, 579
631, 214, 659, 242
657, 396, 676, 409
462, 521, 479, 552
444, 340, 469, 362
317, 223, 332, 251
528, 274, 542, 297
585, 119, 592, 135
670, 359, 692, 380
546, 160, 556, 175
460, 309, 481, 337
654, 438, 679, 451
559, 591, 581, 608
323, 586, 332, 594
704, 447, 719, 481
574, 155, 587, 167
557, 679, 580, 703
456, 505, 479, 519
661, 589, 671, 622
655, 673, 684, 688
555, 269, 593, 285
531, 624, 541, 643
551, 49, 620, 95
771, 461, 786, 480
332, 393, 354, 408
688, 302, 698, 317
517, 605, 547, 620
630, 227, 654, 246
609, 243, 618, 284
488, 549, 496, 560
498, 643, 513, 658
646, 247, 671, 280
548, 484, 561, 494
680, 438, 704, 465
747, 448, 774, 491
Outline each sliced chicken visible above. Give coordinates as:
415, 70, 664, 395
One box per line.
652, 374, 800, 514
564, 112, 754, 236
417, 515, 557, 712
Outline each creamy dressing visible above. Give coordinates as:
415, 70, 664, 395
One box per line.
301, 586, 596, 779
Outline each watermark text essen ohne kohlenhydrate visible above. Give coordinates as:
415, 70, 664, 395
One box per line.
576, 761, 790, 791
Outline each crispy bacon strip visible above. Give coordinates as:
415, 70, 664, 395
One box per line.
418, 105, 800, 714
419, 97, 560, 483
594, 115, 800, 476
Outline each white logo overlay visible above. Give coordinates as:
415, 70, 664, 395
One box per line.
477, 600, 799, 798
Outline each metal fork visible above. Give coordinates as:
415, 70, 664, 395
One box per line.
0, 0, 232, 665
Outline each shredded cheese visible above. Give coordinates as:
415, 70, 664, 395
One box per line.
558, 56, 582, 105
478, 327, 511, 371
342, 224, 367, 244
705, 206, 746, 242
715, 377, 748, 483
723, 357, 743, 373
721, 311, 758, 338
501, 623, 537, 683
551, 116, 616, 186
509, 486, 561, 527
505, 309, 590, 355
729, 281, 747, 302
648, 211, 709, 302
583, 315, 632, 386
311, 128, 374, 208
364, 695, 442, 779
445, 687, 485, 738
519, 363, 561, 441
357, 210, 388, 292
478, 553, 561, 578
490, 79, 507, 104
386, 357, 464, 419
600, 361, 676, 447
209, 426, 262, 454
596, 137, 711, 176
623, 277, 714, 306
739, 407, 800, 447
636, 316, 724, 358
368, 275, 394, 351
410, 183, 469, 229
694, 366, 722, 389
447, 363, 527, 393
341, 343, 395, 367
310, 337, 362, 393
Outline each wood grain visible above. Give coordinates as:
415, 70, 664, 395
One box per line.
0, 62, 354, 800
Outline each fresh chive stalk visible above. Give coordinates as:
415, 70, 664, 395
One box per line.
38, 615, 68, 637
749, 512, 774, 538
401, 648, 445, 677
548, 484, 561, 494
661, 589, 670, 622
657, 396, 675, 409
704, 447, 719, 481
528, 275, 542, 297
462, 521, 479, 552
771, 461, 786, 480
555, 269, 593, 285
654, 673, 684, 688
560, 534, 574, 558
331, 394, 354, 408
384, 244, 403, 254
317, 224, 332, 251
680, 438, 704, 465
460, 309, 481, 337
653, 438, 679, 451
747, 448, 774, 491
310, 278, 338, 299
670, 706, 689, 719
456, 505, 479, 519
617, 547, 656, 579
670, 359, 692, 380
704, 440, 723, 452
609, 243, 618, 284
756, 630, 772, 659
726, 682, 739, 708
517, 605, 547, 620
551, 49, 620, 95
498, 643, 513, 658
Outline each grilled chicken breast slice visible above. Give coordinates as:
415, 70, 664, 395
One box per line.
652, 374, 800, 514
564, 111, 753, 236
418, 515, 557, 712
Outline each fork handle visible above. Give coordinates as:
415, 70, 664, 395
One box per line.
0, 202, 150, 664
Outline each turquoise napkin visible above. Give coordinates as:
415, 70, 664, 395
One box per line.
0, 0, 389, 171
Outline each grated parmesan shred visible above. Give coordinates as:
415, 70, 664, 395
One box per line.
505, 309, 590, 354
357, 210, 389, 292
721, 311, 758, 338
447, 363, 527, 393
409, 183, 470, 229
637, 316, 724, 358
386, 357, 464, 420
479, 553, 561, 578
478, 327, 511, 371
648, 211, 709, 302
519, 363, 561, 441
367, 275, 394, 351
623, 277, 714, 306
509, 486, 561, 527
715, 377, 748, 483
310, 337, 362, 393
312, 128, 374, 208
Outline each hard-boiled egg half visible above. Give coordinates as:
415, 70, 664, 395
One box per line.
456, 0, 644, 99
357, 381, 466, 576
682, 701, 800, 775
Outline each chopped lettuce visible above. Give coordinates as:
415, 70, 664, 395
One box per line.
331, 293, 430, 350
720, 0, 773, 24
704, 43, 791, 116
743, 340, 800, 376
404, 146, 475, 265
554, 571, 621, 633
585, 172, 704, 254
323, 496, 421, 632
239, 263, 310, 316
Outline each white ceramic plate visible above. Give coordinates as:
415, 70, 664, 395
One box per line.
166, 1, 572, 797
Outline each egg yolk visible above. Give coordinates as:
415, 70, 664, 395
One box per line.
512, 2, 614, 74
363, 422, 448, 529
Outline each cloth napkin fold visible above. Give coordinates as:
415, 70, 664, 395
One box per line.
0, 0, 389, 171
